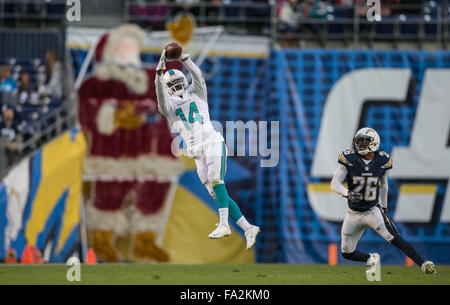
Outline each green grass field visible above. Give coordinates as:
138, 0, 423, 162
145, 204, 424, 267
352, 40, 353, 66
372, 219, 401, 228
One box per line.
0, 264, 449, 285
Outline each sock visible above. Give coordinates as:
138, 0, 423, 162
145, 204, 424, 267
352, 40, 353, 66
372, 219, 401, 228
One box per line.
218, 208, 229, 227
213, 183, 229, 227
212, 183, 229, 209
390, 235, 424, 266
236, 216, 252, 232
341, 250, 370, 262
228, 197, 243, 222
228, 197, 252, 231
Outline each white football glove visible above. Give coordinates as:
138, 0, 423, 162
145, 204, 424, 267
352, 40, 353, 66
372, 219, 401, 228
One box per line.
180, 53, 190, 62
156, 49, 166, 73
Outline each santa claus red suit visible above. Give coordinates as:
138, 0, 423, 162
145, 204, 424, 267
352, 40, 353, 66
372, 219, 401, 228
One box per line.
78, 24, 184, 262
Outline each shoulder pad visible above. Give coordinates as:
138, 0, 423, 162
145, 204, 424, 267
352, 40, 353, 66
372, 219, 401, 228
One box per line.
379, 151, 393, 169
338, 149, 354, 166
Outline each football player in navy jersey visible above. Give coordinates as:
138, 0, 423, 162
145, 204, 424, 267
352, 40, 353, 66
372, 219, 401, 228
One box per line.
330, 127, 437, 275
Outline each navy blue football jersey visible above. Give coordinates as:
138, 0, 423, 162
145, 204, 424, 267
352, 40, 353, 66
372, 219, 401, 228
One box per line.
337, 149, 393, 212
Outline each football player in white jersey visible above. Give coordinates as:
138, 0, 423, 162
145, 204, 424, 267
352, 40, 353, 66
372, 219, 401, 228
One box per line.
155, 46, 260, 250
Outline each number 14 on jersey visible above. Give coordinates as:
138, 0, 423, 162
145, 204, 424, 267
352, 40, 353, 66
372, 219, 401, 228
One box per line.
175, 102, 204, 130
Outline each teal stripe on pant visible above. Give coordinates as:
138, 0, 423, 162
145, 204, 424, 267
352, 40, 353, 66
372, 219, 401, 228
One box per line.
220, 142, 226, 180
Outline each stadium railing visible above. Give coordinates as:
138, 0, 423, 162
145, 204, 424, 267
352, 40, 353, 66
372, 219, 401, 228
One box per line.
122, 1, 449, 48
0, 28, 65, 61
0, 0, 66, 27
274, 3, 448, 48
0, 38, 78, 179
2, 0, 446, 48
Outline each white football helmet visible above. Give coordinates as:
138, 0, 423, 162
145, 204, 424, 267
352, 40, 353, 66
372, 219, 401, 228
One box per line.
163, 69, 188, 96
353, 127, 380, 156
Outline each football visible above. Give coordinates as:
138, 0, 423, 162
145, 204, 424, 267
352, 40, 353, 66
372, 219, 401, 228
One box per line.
165, 42, 182, 60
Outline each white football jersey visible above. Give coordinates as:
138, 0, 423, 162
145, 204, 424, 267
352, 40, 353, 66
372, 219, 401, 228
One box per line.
155, 58, 224, 157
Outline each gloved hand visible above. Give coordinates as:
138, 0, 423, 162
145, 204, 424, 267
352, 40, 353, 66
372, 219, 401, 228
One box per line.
180, 53, 190, 62
156, 49, 166, 74
347, 191, 362, 204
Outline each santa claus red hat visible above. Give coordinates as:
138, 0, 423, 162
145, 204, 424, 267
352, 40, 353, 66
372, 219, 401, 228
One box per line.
92, 24, 149, 95
94, 33, 109, 63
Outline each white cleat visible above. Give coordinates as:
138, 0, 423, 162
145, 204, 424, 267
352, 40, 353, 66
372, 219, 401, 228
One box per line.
421, 261, 437, 274
208, 224, 231, 239
245, 225, 260, 250
366, 253, 380, 276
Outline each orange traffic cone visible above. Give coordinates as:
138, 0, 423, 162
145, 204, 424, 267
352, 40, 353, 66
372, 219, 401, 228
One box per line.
406, 256, 414, 267
328, 243, 338, 266
85, 248, 97, 264
21, 245, 34, 264
5, 249, 17, 264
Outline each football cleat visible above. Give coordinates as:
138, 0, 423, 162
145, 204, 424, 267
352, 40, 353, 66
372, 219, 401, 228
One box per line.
245, 225, 260, 250
208, 224, 231, 239
366, 253, 380, 276
421, 261, 437, 274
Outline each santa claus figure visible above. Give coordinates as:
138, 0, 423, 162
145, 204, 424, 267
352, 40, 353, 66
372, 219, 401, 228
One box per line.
78, 24, 184, 262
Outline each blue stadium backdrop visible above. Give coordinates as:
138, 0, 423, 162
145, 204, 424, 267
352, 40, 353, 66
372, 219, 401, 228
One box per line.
70, 48, 450, 265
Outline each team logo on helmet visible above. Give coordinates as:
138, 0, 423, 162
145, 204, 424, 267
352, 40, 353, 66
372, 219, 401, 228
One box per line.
163, 69, 188, 96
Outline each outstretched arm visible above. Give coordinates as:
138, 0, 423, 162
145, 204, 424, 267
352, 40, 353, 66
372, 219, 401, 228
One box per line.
330, 164, 349, 197
181, 55, 207, 101
155, 50, 171, 118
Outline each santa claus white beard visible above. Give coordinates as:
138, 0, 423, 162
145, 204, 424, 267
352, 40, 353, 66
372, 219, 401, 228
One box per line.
94, 63, 149, 95
110, 37, 141, 66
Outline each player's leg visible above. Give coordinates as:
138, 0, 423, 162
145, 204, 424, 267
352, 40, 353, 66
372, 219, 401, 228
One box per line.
341, 210, 371, 262
203, 141, 231, 239
206, 141, 260, 248
341, 210, 380, 275
228, 196, 260, 249
211, 142, 230, 227
218, 144, 256, 231
369, 205, 436, 273
195, 155, 230, 238
203, 181, 229, 227
219, 142, 260, 249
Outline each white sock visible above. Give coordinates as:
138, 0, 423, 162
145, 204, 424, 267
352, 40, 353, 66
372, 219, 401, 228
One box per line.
236, 216, 252, 231
218, 208, 229, 227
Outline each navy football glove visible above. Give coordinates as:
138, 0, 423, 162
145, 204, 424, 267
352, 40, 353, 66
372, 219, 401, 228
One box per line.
347, 191, 362, 204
